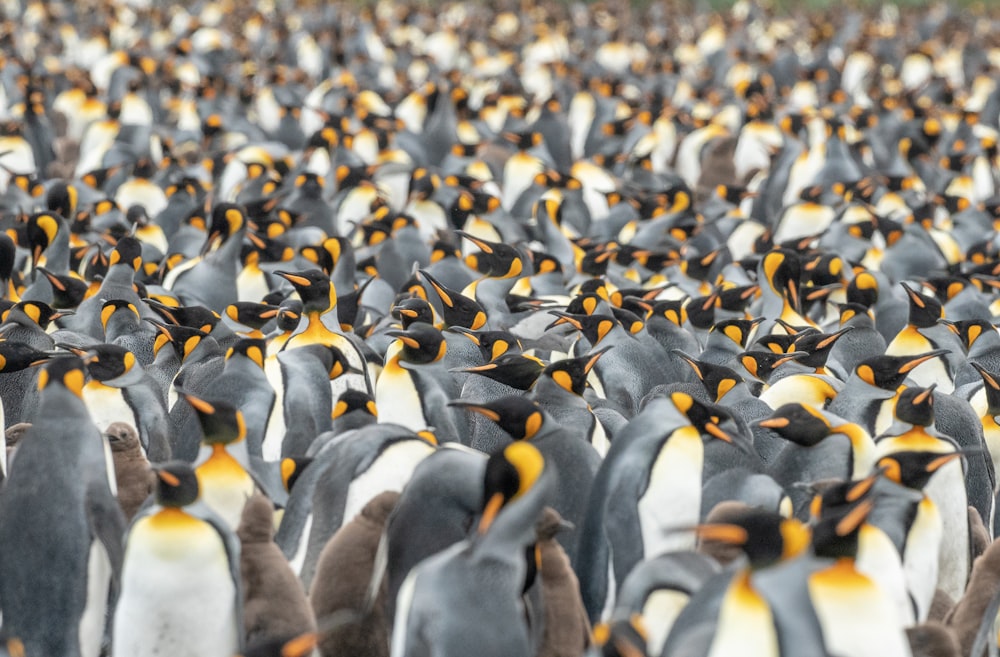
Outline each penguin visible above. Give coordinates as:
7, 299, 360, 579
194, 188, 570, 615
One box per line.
212, 337, 276, 459
0, 339, 55, 427
391, 441, 555, 657
826, 302, 888, 381
79, 343, 171, 462
884, 283, 961, 393
237, 493, 317, 647
0, 356, 125, 657
450, 396, 600, 564
64, 236, 145, 340
376, 321, 463, 443
112, 461, 243, 657
106, 421, 154, 522
165, 202, 248, 311
100, 298, 156, 366
874, 385, 971, 604
186, 392, 259, 530
309, 490, 399, 657
531, 348, 616, 456
807, 480, 913, 657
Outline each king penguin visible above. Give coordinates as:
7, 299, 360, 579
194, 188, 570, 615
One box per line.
112, 461, 244, 657
391, 441, 555, 657
0, 356, 126, 657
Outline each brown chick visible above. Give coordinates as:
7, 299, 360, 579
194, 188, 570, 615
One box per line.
105, 422, 153, 521
238, 493, 317, 646
536, 506, 591, 657
946, 536, 1000, 655
309, 490, 400, 657
906, 622, 961, 657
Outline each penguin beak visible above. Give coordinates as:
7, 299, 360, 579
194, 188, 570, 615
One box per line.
275, 271, 312, 288
448, 400, 501, 421
385, 330, 420, 349
478, 492, 505, 534
154, 468, 181, 487
280, 632, 318, 657
693, 523, 748, 546
899, 349, 949, 373
584, 346, 613, 373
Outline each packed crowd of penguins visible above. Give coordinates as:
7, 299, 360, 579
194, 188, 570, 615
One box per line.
8, 0, 1000, 656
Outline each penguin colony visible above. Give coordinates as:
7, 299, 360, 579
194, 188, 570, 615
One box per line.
5, 0, 1000, 656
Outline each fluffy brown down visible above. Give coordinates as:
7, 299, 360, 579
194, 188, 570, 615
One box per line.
238, 493, 317, 646
309, 490, 400, 657
946, 536, 1000, 656
536, 506, 591, 657
106, 422, 153, 522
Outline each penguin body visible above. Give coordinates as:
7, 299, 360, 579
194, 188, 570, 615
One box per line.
106, 422, 153, 522
112, 461, 243, 657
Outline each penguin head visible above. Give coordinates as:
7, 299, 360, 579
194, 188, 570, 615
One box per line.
852, 351, 948, 390
224, 301, 280, 333
0, 341, 52, 372
276, 300, 303, 333
147, 299, 221, 334
758, 248, 803, 310
876, 450, 964, 491
451, 396, 548, 441
418, 269, 487, 329
105, 421, 141, 453
36, 355, 87, 398
972, 362, 1000, 413
478, 441, 547, 534
332, 390, 377, 421
275, 269, 335, 314
386, 322, 447, 364
280, 457, 313, 493
453, 353, 545, 391
649, 299, 688, 327
708, 317, 762, 350
239, 631, 318, 657
547, 311, 620, 346
147, 321, 211, 361
26, 212, 63, 269
893, 384, 936, 426
458, 231, 526, 279
900, 282, 943, 328
758, 404, 832, 447
45, 181, 79, 218
837, 302, 874, 326
226, 338, 267, 369
791, 326, 855, 370
448, 327, 521, 361
542, 347, 610, 396
100, 299, 141, 333
153, 461, 199, 508
695, 507, 810, 569
673, 351, 744, 402
182, 393, 245, 445
109, 236, 143, 271
81, 344, 138, 383
300, 236, 351, 276
846, 271, 879, 308
739, 350, 807, 383
391, 297, 435, 328
809, 476, 876, 559
668, 391, 739, 444
940, 318, 994, 352
204, 203, 247, 254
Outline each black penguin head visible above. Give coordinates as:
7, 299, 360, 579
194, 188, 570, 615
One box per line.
673, 351, 744, 402
452, 396, 547, 441
846, 271, 880, 308
418, 269, 487, 330
300, 236, 350, 276
458, 231, 526, 279
709, 317, 762, 349
876, 450, 963, 491
900, 282, 943, 328
669, 392, 738, 444
809, 477, 876, 559
547, 311, 620, 346
758, 403, 832, 447
147, 320, 210, 361
45, 181, 79, 218
280, 457, 314, 493
226, 338, 267, 369
275, 269, 335, 314
109, 236, 143, 271
852, 351, 948, 390
940, 318, 994, 351
695, 507, 810, 569
205, 203, 247, 252
36, 355, 87, 398
894, 385, 936, 426
759, 248, 803, 310
82, 344, 136, 382
100, 299, 141, 333
448, 327, 521, 362
479, 441, 546, 534
391, 297, 435, 328
153, 461, 200, 508
791, 326, 855, 369
454, 353, 545, 391
837, 302, 874, 326
0, 341, 52, 372
739, 350, 807, 383
276, 300, 303, 332
224, 301, 280, 332
146, 299, 220, 334
387, 322, 447, 364
333, 390, 377, 420
972, 362, 1000, 413
542, 347, 609, 396
650, 299, 688, 327
26, 212, 63, 268
182, 393, 246, 445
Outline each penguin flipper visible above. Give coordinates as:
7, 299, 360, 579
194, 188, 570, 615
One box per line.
85, 482, 127, 595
